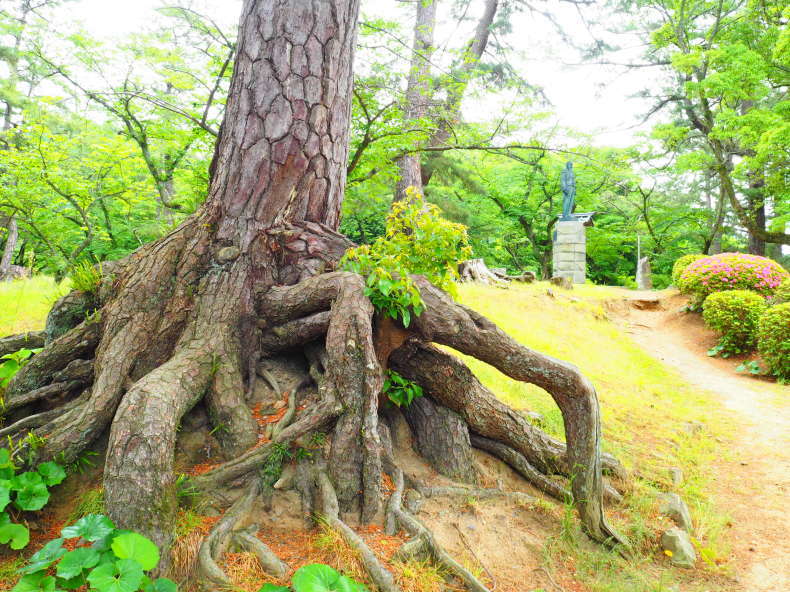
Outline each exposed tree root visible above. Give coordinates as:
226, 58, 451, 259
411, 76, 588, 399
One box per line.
232, 527, 290, 578
1, 252, 627, 589
198, 480, 263, 588
470, 433, 570, 501
386, 466, 492, 592
0, 330, 45, 358
0, 390, 89, 440
315, 464, 401, 592
4, 320, 99, 402
390, 315, 625, 545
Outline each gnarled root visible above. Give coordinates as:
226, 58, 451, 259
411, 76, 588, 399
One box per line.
386, 466, 492, 592
197, 479, 290, 588
392, 298, 626, 547
315, 464, 402, 592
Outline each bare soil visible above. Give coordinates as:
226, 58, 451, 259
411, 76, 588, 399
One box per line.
615, 290, 789, 592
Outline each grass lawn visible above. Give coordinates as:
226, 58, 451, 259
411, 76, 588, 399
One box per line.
455, 281, 736, 591
0, 277, 739, 591
0, 276, 67, 336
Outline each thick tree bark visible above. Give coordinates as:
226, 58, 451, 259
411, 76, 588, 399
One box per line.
401, 395, 478, 484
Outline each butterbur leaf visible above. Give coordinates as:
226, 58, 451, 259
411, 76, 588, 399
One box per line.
87, 558, 144, 592
0, 480, 11, 511
292, 563, 366, 592
56, 547, 101, 579
11, 573, 58, 592
149, 578, 179, 592
57, 574, 85, 590
61, 513, 115, 541
257, 585, 290, 592
0, 521, 29, 549
19, 537, 66, 574
37, 462, 66, 486
11, 472, 49, 511
111, 531, 160, 570
335, 575, 368, 592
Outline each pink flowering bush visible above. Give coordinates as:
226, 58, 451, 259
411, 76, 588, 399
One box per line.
678, 252, 788, 307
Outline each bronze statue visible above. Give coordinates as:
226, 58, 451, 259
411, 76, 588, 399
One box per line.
560, 161, 576, 221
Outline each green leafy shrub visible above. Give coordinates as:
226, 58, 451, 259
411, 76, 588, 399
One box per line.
769, 277, 790, 305
757, 303, 790, 382
382, 370, 423, 407
259, 563, 368, 592
702, 290, 767, 357
341, 190, 472, 327
0, 448, 65, 551
0, 348, 41, 390
678, 253, 788, 307
13, 513, 177, 592
671, 254, 706, 286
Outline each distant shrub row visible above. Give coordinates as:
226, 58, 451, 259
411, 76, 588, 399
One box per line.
673, 253, 789, 382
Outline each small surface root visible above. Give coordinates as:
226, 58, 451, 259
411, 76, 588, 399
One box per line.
316, 464, 402, 592
387, 466, 492, 592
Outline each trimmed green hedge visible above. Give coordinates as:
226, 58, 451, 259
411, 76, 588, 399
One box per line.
757, 303, 790, 382
702, 290, 767, 357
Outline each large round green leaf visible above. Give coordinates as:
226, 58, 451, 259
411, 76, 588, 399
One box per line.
111, 532, 160, 571
37, 462, 66, 487
0, 480, 11, 512
86, 559, 144, 592
0, 521, 30, 549
56, 547, 101, 579
334, 576, 368, 592
19, 537, 66, 575
11, 472, 50, 511
143, 578, 179, 592
61, 514, 115, 541
291, 563, 342, 592
11, 573, 58, 592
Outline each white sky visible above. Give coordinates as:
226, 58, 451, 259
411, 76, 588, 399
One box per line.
65, 0, 658, 148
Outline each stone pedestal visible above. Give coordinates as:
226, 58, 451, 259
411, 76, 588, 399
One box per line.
552, 220, 586, 284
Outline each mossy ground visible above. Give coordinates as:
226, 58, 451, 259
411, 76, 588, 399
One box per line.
0, 278, 751, 591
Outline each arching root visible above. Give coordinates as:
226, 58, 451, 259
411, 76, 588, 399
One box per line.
386, 466, 492, 592
315, 464, 401, 592
197, 479, 289, 588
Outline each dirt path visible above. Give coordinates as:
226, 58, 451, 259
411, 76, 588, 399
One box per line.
617, 292, 789, 592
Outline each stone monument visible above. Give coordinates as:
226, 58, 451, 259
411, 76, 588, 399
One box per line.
552, 162, 593, 284
636, 256, 653, 290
